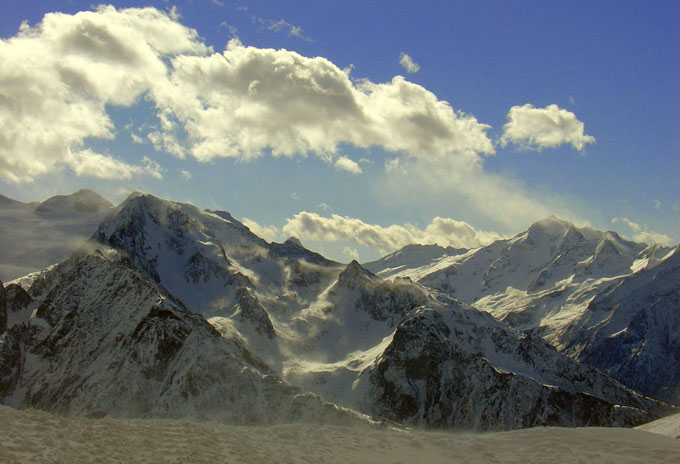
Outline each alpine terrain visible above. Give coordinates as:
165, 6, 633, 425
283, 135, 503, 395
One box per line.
366, 216, 680, 403
0, 193, 675, 430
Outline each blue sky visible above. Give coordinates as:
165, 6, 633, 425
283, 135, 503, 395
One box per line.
0, 1, 678, 262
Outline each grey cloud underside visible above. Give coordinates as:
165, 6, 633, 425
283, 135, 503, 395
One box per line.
0, 193, 673, 429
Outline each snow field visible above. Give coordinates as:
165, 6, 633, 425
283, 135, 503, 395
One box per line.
1, 406, 678, 464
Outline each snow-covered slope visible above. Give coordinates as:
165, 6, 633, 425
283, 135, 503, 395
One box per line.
1, 195, 673, 429
0, 251, 361, 425
0, 190, 114, 281
364, 244, 466, 278
3, 405, 679, 464
637, 412, 680, 439
367, 216, 680, 403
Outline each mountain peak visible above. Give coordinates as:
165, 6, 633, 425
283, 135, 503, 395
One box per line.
35, 189, 113, 215
337, 260, 377, 288
530, 215, 572, 231
525, 216, 575, 243
284, 236, 304, 248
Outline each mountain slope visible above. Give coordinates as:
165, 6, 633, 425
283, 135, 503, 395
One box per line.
0, 251, 360, 424
366, 216, 680, 403
1, 195, 672, 429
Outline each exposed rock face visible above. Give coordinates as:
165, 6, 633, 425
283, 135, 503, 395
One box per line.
4, 284, 31, 313
232, 288, 276, 338
0, 281, 6, 335
359, 304, 665, 430
0, 252, 361, 425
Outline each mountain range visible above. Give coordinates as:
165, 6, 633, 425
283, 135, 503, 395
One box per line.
0, 191, 677, 429
366, 216, 680, 403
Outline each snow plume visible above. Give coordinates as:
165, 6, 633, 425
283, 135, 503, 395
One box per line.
612, 217, 674, 245
0, 6, 493, 183
399, 53, 420, 73
500, 104, 595, 151
282, 212, 501, 253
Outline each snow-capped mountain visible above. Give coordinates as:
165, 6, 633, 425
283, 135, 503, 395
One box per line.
366, 216, 680, 403
0, 252, 361, 425
0, 190, 114, 281
0, 194, 673, 429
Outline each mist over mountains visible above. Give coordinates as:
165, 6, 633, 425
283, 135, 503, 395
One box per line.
0, 190, 677, 430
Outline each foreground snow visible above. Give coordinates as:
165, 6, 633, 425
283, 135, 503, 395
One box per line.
1, 406, 678, 463
637, 412, 680, 439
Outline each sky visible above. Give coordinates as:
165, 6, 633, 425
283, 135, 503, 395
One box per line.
0, 0, 678, 262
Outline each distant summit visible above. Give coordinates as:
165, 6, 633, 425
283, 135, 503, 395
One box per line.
35, 189, 113, 214
0, 189, 114, 281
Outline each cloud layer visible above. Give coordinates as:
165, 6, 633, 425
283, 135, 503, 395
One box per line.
282, 212, 501, 253
500, 104, 595, 151
0, 6, 494, 183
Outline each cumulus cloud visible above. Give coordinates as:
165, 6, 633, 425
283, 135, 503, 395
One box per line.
500, 104, 595, 151
1, 6, 495, 184
334, 156, 362, 174
0, 5, 206, 182
241, 217, 280, 242
282, 212, 501, 253
155, 39, 493, 164
399, 53, 420, 73
611, 217, 674, 245
180, 169, 192, 180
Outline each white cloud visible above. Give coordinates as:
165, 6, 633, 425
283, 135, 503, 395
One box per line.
500, 104, 595, 151
130, 132, 145, 144
241, 217, 280, 242
384, 158, 406, 175
0, 5, 206, 183
71, 151, 163, 180
291, 192, 300, 200
154, 39, 493, 164
180, 169, 192, 180
282, 212, 501, 253
343, 247, 360, 261
1, 6, 494, 184
317, 202, 331, 211
334, 156, 362, 174
257, 18, 312, 41
399, 53, 420, 73
611, 217, 674, 245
